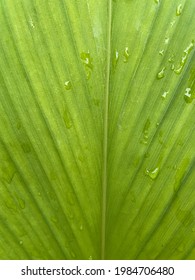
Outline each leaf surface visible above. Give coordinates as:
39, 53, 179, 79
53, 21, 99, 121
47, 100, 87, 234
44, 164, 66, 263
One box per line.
0, 0, 195, 259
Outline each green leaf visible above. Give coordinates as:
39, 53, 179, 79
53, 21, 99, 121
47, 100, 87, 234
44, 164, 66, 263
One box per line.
0, 0, 195, 260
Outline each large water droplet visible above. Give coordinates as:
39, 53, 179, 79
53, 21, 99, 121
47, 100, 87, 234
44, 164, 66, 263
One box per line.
176, 4, 183, 16
174, 41, 194, 75
157, 67, 166, 79
145, 167, 160, 180
64, 81, 72, 90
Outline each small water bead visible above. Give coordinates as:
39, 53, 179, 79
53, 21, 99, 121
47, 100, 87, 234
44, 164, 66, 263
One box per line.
88, 256, 93, 260
64, 81, 72, 90
80, 51, 93, 69
145, 167, 160, 180
176, 4, 183, 16
157, 67, 166, 79
159, 50, 164, 56
19, 240, 23, 245
113, 50, 119, 69
184, 87, 193, 103
161, 91, 169, 99
29, 17, 35, 29
140, 119, 150, 145
170, 19, 176, 27
80, 51, 93, 79
123, 47, 129, 62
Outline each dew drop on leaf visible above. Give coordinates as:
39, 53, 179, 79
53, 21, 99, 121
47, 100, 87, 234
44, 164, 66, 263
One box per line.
174, 40, 194, 74
145, 167, 160, 180
64, 81, 72, 90
161, 91, 169, 99
159, 50, 164, 56
184, 87, 193, 103
140, 119, 150, 145
123, 47, 129, 63
19, 240, 23, 245
176, 4, 183, 16
157, 67, 166, 79
113, 50, 119, 69
80, 51, 93, 79
63, 111, 72, 129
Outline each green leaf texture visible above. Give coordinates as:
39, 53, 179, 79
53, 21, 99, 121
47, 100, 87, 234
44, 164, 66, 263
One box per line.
0, 0, 195, 259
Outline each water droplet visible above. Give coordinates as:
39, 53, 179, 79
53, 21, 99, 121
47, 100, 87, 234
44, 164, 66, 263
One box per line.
165, 37, 170, 44
170, 19, 176, 27
184, 87, 193, 103
161, 91, 169, 99
29, 17, 35, 29
174, 41, 194, 75
176, 4, 183, 16
113, 50, 119, 69
63, 110, 72, 129
80, 51, 93, 69
168, 55, 175, 63
80, 51, 93, 79
64, 81, 72, 90
159, 50, 164, 56
145, 167, 160, 180
157, 67, 166, 79
19, 240, 23, 245
123, 47, 129, 62
140, 119, 150, 145
88, 255, 93, 260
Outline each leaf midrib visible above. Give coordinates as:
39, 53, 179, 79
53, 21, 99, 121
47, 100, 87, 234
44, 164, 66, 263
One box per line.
101, 0, 112, 260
